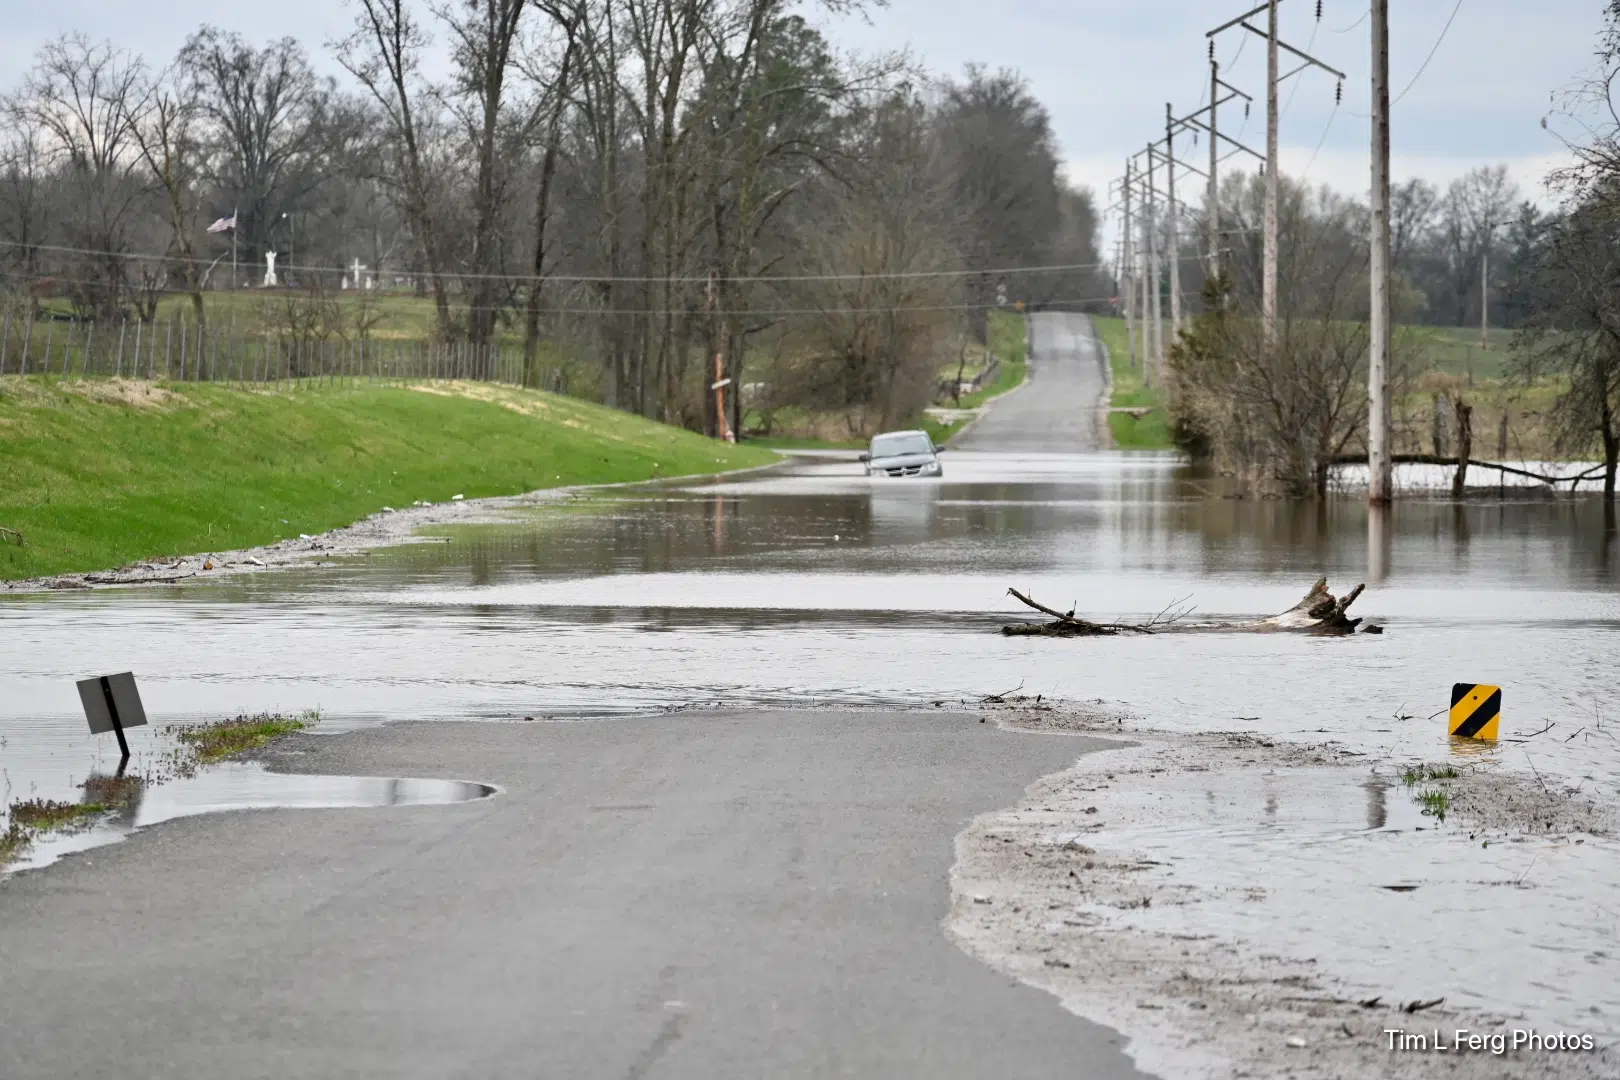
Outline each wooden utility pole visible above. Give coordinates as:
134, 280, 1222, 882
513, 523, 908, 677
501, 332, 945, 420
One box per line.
1208, 57, 1221, 281
1123, 159, 1138, 371
1264, 0, 1280, 346
1165, 105, 1182, 337
1139, 206, 1151, 373
1480, 249, 1490, 349
1368, 0, 1393, 505
1146, 142, 1162, 383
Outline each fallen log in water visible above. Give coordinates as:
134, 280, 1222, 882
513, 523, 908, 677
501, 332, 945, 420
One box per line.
1002, 578, 1368, 637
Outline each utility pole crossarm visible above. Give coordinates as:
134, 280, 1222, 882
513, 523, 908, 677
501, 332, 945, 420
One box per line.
1170, 90, 1250, 130
1239, 21, 1346, 80
1206, 1, 1278, 38
1176, 116, 1265, 160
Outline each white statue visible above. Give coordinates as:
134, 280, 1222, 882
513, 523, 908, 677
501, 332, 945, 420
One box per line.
263, 251, 278, 287
351, 258, 365, 290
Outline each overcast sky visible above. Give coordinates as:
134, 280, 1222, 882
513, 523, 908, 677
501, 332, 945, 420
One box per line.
3, 0, 1603, 250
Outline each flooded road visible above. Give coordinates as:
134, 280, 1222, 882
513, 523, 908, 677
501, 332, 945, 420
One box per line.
5, 451, 1614, 758
2, 313, 1618, 1074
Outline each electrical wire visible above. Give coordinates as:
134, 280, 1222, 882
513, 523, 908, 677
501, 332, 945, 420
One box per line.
1302, 102, 1341, 177
0, 274, 1120, 318
1392, 0, 1465, 107
0, 238, 1113, 285
1280, 14, 1323, 120
1331, 10, 1370, 34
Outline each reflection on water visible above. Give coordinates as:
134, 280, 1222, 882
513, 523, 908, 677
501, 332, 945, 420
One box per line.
0, 450, 1615, 1038
1095, 760, 1620, 1037
1, 452, 1615, 800
10, 763, 496, 873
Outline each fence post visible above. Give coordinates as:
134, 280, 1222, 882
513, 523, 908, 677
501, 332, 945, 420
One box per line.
0, 308, 10, 375
116, 318, 126, 377
20, 314, 32, 375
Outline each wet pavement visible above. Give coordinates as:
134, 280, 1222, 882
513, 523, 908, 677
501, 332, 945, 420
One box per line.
0, 713, 1150, 1080
1, 312, 1618, 1073
952, 311, 1108, 452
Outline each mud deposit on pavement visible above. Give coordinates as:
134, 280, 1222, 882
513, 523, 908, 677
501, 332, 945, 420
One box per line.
947, 701, 1617, 1079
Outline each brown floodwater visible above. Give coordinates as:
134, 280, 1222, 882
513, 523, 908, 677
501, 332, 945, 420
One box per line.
3, 451, 1616, 786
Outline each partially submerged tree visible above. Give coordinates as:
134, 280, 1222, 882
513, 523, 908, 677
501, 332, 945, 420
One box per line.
1510, 195, 1620, 499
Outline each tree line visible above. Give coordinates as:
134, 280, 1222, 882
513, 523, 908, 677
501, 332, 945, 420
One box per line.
0, 1, 1103, 436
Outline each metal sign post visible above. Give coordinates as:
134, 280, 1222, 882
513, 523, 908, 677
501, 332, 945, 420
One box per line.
76, 671, 149, 767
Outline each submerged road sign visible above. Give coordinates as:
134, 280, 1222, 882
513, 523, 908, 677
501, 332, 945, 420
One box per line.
1449, 683, 1501, 741
75, 671, 148, 761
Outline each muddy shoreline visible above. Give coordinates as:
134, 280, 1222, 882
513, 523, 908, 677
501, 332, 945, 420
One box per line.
947, 700, 1616, 1079
1, 460, 786, 595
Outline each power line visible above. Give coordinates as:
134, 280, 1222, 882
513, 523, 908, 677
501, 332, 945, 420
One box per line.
0, 238, 1110, 286
0, 276, 1118, 318
1392, 0, 1464, 106
1302, 101, 1341, 177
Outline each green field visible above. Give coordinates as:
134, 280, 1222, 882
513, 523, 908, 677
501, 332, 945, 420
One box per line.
0, 377, 774, 580
1089, 315, 1172, 450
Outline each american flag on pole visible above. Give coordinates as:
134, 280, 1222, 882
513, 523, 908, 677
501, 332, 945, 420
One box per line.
206, 212, 237, 234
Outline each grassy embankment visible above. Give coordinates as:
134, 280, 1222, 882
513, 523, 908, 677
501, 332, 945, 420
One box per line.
1089, 315, 1172, 450
1089, 315, 1565, 458
746, 310, 1030, 450
0, 378, 774, 581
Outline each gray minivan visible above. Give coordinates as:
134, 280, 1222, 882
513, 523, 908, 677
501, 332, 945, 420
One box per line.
860, 429, 942, 478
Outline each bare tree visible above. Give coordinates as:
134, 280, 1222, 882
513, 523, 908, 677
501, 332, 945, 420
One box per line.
519, 2, 584, 383
8, 34, 147, 320
129, 66, 207, 324
180, 28, 339, 284
1512, 194, 1620, 498
442, 0, 531, 347
337, 0, 454, 338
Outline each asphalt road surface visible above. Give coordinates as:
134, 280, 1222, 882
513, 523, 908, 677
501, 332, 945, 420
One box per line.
951, 312, 1109, 453
1, 712, 1151, 1080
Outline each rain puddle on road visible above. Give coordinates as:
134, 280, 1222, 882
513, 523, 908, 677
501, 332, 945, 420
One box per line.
1, 450, 1616, 1041
8, 762, 496, 874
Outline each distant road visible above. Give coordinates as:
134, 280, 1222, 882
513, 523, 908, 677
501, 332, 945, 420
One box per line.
951, 312, 1110, 452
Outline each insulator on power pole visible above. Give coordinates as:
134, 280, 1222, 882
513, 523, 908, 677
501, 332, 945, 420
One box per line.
1209, 40, 1215, 60
1244, 101, 1251, 119
1336, 81, 1343, 105
1316, 0, 1323, 18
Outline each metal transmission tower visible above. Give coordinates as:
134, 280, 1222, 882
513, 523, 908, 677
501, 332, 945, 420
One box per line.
1206, 0, 1344, 344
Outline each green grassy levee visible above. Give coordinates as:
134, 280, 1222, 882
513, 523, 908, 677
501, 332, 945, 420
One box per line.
1089, 315, 1173, 450
0, 377, 775, 580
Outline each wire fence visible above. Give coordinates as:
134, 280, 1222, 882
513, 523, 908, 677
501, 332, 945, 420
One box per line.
0, 312, 572, 392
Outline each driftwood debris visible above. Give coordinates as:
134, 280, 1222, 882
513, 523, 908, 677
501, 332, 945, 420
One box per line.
1002, 578, 1368, 637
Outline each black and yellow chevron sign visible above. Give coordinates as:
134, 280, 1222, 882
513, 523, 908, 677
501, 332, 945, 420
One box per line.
1450, 683, 1501, 741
